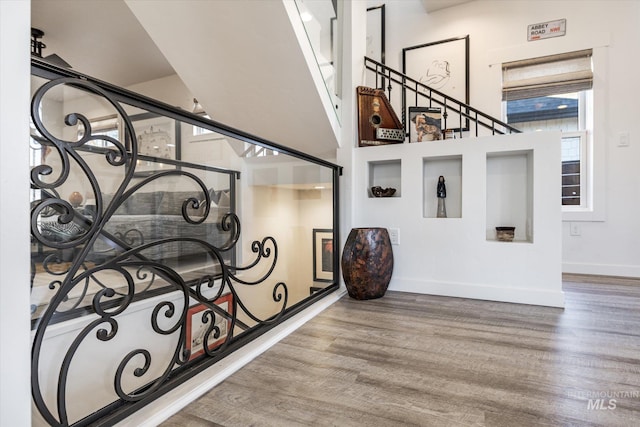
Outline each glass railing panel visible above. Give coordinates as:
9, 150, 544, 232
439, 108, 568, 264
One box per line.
30, 62, 339, 426
294, 0, 342, 123
237, 154, 335, 326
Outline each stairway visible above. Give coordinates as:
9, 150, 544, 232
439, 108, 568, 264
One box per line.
125, 0, 340, 158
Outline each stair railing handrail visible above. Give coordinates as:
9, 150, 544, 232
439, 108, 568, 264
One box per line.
365, 56, 520, 138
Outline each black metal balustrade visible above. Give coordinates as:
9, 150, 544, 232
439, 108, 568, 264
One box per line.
29, 58, 341, 426
364, 56, 520, 138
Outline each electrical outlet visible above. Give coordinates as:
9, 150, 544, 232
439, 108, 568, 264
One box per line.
570, 222, 581, 236
389, 228, 400, 245
618, 132, 630, 147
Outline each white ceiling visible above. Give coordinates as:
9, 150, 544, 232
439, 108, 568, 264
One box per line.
31, 0, 339, 158
30, 0, 474, 90
125, 0, 339, 157
30, 0, 477, 158
31, 0, 175, 87
421, 0, 475, 13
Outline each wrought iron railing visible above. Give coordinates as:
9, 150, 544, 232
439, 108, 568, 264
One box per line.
365, 56, 520, 138
30, 58, 341, 426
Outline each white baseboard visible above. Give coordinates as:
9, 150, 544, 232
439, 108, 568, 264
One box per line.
388, 278, 565, 308
563, 262, 640, 278
115, 289, 345, 427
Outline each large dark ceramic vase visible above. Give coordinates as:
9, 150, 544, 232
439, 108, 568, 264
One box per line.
341, 227, 394, 300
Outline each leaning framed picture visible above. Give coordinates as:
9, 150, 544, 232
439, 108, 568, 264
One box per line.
185, 293, 233, 360
402, 35, 469, 132
313, 229, 333, 282
409, 107, 442, 142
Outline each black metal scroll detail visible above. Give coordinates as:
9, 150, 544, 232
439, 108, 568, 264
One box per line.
30, 78, 287, 426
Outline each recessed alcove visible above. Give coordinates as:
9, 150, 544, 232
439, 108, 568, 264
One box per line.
423, 155, 462, 218
367, 159, 401, 197
486, 150, 533, 243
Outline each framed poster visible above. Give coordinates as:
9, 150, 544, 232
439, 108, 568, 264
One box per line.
129, 112, 181, 176
402, 35, 469, 132
366, 5, 385, 64
409, 107, 442, 142
313, 229, 333, 282
185, 293, 233, 360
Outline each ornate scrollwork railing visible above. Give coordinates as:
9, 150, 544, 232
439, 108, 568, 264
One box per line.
30, 77, 288, 426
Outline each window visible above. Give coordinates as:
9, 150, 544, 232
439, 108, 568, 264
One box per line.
502, 50, 593, 209
77, 115, 120, 148
193, 115, 214, 136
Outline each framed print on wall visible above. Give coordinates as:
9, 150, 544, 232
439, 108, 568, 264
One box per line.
128, 112, 181, 176
313, 229, 333, 282
185, 293, 233, 360
366, 4, 385, 64
402, 35, 469, 132
365, 5, 386, 89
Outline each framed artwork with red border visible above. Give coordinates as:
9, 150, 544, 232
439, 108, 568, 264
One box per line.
185, 293, 233, 360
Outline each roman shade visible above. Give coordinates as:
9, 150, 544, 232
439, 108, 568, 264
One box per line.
502, 49, 593, 101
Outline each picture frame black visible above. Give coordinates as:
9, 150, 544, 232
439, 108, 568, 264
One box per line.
312, 228, 333, 282
402, 35, 470, 133
366, 4, 385, 65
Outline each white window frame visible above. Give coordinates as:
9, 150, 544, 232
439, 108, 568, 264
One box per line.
561, 130, 588, 211
564, 52, 605, 223
491, 41, 608, 223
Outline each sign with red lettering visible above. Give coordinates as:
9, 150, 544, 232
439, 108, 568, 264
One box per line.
527, 19, 566, 41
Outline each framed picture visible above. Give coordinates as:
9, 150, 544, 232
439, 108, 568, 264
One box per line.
129, 112, 181, 176
402, 35, 469, 132
185, 293, 233, 360
313, 229, 333, 282
366, 5, 385, 64
409, 107, 442, 142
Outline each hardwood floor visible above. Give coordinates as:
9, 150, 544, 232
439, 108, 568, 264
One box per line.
161, 275, 640, 426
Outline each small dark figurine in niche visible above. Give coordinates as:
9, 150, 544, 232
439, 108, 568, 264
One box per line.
436, 175, 447, 218
437, 175, 446, 198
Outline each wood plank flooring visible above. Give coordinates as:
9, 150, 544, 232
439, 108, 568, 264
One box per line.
161, 275, 640, 426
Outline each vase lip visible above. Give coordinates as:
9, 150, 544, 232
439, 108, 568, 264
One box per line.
351, 227, 387, 231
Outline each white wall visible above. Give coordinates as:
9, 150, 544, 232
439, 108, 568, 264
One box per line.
0, 2, 31, 426
370, 0, 640, 278
338, 0, 369, 291
349, 131, 564, 307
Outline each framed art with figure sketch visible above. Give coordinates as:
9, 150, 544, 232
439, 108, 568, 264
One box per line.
402, 35, 469, 132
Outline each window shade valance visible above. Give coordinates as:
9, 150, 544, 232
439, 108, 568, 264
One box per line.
502, 49, 593, 100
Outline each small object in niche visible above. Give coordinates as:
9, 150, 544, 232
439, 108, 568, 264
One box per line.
436, 176, 447, 218
444, 129, 456, 140
496, 226, 516, 242
68, 191, 83, 208
371, 186, 396, 197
